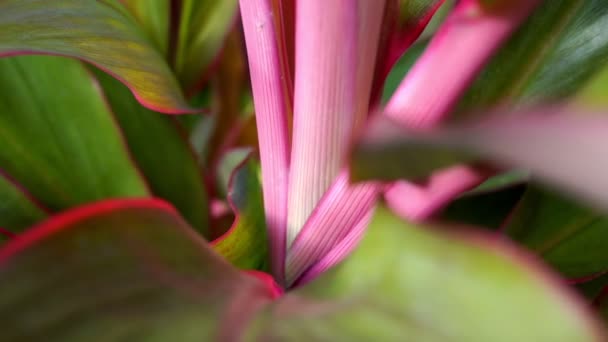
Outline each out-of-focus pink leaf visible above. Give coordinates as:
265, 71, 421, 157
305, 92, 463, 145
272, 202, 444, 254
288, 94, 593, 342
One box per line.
384, 0, 541, 127
352, 108, 608, 213
455, 1, 608, 118
371, 0, 445, 104
384, 166, 489, 222
0, 0, 192, 113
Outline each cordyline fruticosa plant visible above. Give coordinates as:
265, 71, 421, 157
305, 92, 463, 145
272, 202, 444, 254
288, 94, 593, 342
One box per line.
1, 0, 608, 340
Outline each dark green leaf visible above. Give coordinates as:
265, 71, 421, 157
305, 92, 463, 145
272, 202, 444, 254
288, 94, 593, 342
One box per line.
506, 187, 608, 279
93, 68, 209, 237
0, 199, 275, 341
0, 56, 149, 210
0, 0, 191, 113
0, 173, 47, 233
439, 183, 526, 230
249, 207, 601, 341
576, 273, 608, 301
455, 1, 608, 117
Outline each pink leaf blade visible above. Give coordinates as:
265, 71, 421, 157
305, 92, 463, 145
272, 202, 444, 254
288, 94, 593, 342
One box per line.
385, 0, 542, 128
286, 171, 380, 286
239, 0, 291, 282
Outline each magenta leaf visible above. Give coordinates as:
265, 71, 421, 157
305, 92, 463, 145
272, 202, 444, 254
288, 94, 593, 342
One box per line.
353, 108, 608, 212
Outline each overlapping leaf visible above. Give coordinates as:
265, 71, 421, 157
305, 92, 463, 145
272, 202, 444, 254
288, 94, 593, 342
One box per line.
352, 110, 608, 212
248, 207, 601, 341
212, 154, 268, 270
455, 0, 608, 117
0, 0, 191, 113
122, 0, 169, 56
0, 56, 149, 211
175, 0, 238, 89
0, 172, 47, 234
0, 199, 277, 341
506, 187, 608, 279
92, 68, 209, 236
439, 182, 526, 230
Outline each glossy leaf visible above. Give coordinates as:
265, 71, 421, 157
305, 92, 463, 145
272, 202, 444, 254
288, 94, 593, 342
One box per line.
92, 68, 209, 236
455, 0, 608, 117
0, 56, 149, 210
212, 155, 268, 270
0, 172, 47, 234
175, 0, 238, 89
248, 207, 602, 341
0, 198, 276, 341
122, 0, 169, 56
352, 111, 608, 212
0, 0, 191, 113
506, 187, 608, 279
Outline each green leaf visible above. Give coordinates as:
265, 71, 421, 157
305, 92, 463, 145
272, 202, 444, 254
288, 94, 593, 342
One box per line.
0, 56, 149, 210
0, 0, 191, 113
506, 187, 608, 279
248, 207, 601, 341
122, 0, 169, 57
212, 155, 268, 270
468, 169, 529, 194
574, 63, 608, 107
0, 173, 47, 233
175, 0, 238, 89
455, 0, 608, 117
92, 68, 209, 237
0, 199, 276, 341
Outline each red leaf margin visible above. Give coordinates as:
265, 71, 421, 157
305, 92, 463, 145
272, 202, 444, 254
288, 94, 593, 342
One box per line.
0, 198, 175, 263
